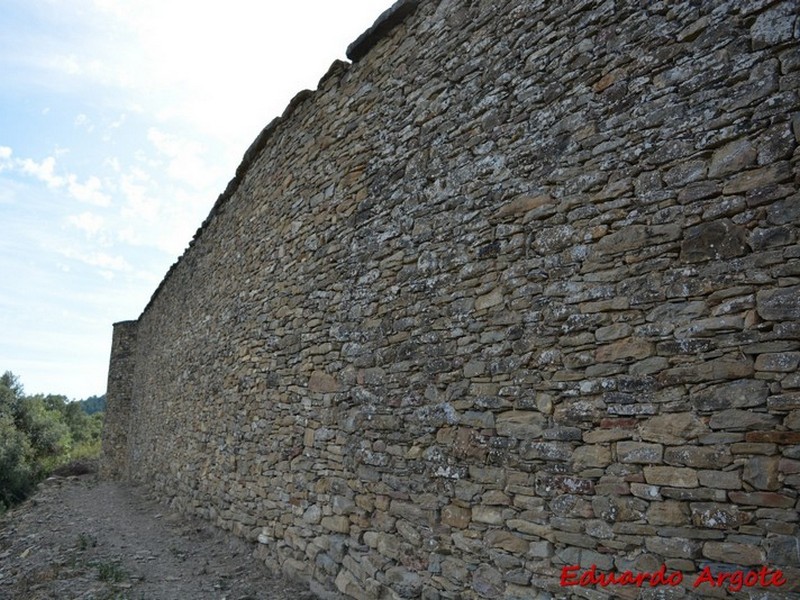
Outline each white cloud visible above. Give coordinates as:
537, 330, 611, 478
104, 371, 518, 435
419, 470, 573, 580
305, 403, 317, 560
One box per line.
52, 53, 82, 76
6, 151, 113, 208
109, 113, 125, 128
61, 248, 131, 271
74, 113, 94, 132
119, 168, 160, 222
20, 156, 64, 188
146, 127, 184, 157
104, 156, 121, 172
67, 211, 104, 235
102, 113, 126, 141
67, 174, 111, 206
147, 127, 221, 189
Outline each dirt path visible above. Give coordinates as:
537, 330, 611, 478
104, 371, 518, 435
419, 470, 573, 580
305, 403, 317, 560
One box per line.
0, 474, 319, 600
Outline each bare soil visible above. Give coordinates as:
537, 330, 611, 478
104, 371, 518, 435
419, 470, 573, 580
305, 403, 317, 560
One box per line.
0, 472, 319, 600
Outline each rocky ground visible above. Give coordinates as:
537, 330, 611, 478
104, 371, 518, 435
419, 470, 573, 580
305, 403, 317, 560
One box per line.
0, 469, 319, 600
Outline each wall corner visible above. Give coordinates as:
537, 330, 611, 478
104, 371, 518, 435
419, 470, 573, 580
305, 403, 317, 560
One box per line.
100, 319, 138, 480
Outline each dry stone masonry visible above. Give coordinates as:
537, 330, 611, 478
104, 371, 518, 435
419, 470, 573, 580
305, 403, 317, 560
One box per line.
102, 1, 800, 598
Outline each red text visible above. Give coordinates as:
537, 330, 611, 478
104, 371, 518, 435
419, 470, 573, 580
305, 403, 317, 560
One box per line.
693, 566, 786, 592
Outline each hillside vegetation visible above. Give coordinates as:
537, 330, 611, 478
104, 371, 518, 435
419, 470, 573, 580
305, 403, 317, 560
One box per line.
0, 371, 104, 511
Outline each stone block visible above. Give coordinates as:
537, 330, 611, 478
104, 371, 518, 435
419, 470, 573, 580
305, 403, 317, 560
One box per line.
528, 540, 554, 559
692, 379, 768, 411
302, 504, 322, 524
520, 440, 572, 461
639, 413, 709, 444
593, 496, 647, 523
321, 516, 350, 534
655, 527, 725, 540
644, 466, 698, 488
495, 194, 552, 220
553, 531, 597, 549
441, 504, 470, 529
536, 474, 594, 496
680, 219, 748, 263
743, 456, 781, 491
663, 445, 732, 469
335, 568, 367, 599
745, 430, 800, 443
472, 564, 505, 598
766, 534, 800, 567
389, 500, 433, 526
475, 288, 504, 311
723, 162, 792, 194
385, 566, 422, 599
485, 530, 529, 554
748, 226, 794, 251
708, 409, 778, 430
309, 371, 342, 393
729, 491, 795, 508
472, 505, 508, 526
756, 285, 800, 320
505, 519, 541, 536
697, 470, 741, 490
679, 181, 719, 203
755, 352, 800, 372
751, 1, 796, 48
463, 361, 485, 377
572, 444, 611, 469
469, 466, 506, 485
631, 483, 662, 500
708, 139, 756, 177
441, 557, 469, 584
690, 503, 751, 529
617, 441, 664, 464
595, 323, 632, 342
779, 458, 800, 474
658, 359, 753, 385
731, 443, 777, 456
646, 501, 690, 526
673, 315, 744, 338
767, 394, 800, 411
662, 487, 726, 502
495, 410, 545, 438
702, 542, 765, 566
788, 410, 800, 430
645, 536, 701, 558
595, 338, 654, 362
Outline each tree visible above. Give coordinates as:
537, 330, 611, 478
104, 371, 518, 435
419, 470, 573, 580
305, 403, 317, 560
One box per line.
0, 413, 35, 508
15, 395, 72, 459
79, 394, 106, 415
0, 372, 106, 509
0, 374, 35, 509
0, 370, 23, 418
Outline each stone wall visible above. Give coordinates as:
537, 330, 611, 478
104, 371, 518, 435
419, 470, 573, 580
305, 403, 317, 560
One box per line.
101, 320, 137, 480
102, 0, 800, 598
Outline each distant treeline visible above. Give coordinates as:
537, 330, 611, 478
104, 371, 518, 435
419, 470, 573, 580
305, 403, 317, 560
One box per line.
0, 371, 105, 511
77, 394, 106, 415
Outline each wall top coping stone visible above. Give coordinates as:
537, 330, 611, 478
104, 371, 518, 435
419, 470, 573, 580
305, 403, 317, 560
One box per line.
346, 0, 421, 61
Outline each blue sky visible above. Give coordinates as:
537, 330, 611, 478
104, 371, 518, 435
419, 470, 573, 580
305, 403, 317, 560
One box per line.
0, 0, 392, 400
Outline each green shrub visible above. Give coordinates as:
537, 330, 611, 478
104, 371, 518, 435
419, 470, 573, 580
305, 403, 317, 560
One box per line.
0, 371, 105, 508
0, 413, 35, 509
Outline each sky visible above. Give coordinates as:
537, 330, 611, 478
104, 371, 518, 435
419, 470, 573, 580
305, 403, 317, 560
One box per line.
0, 0, 394, 400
